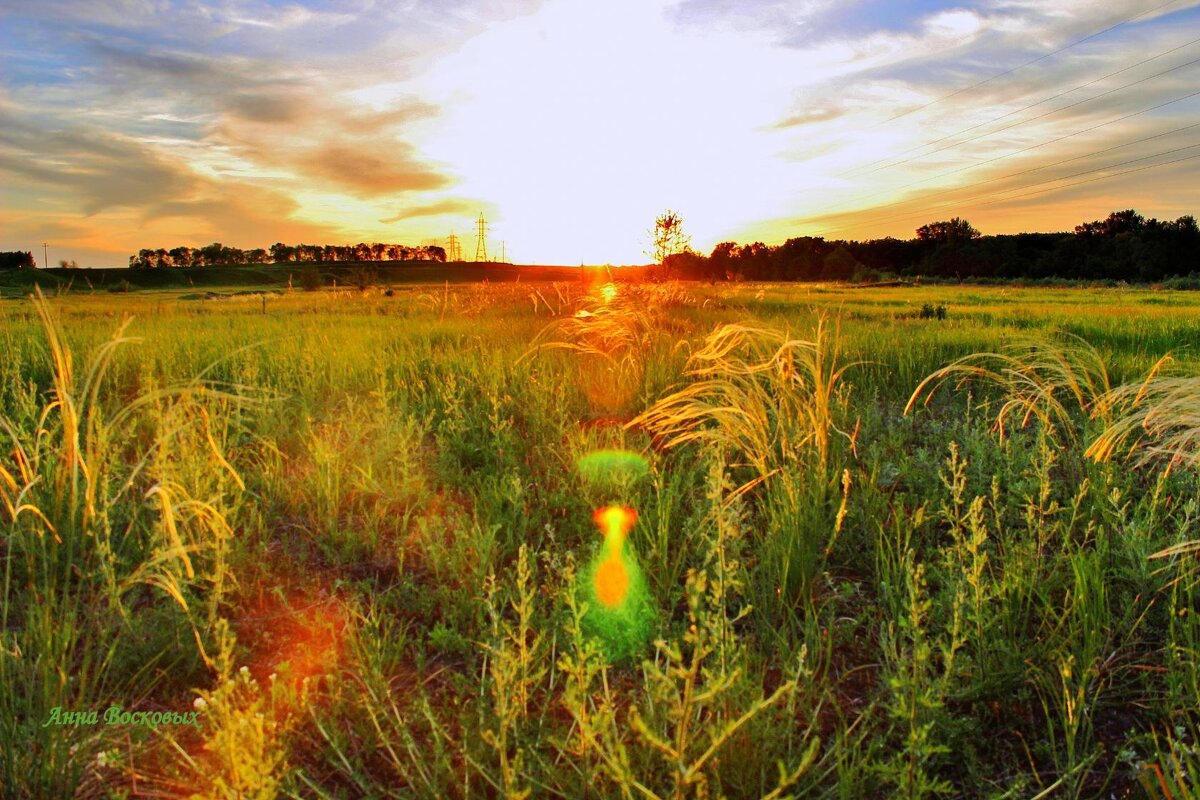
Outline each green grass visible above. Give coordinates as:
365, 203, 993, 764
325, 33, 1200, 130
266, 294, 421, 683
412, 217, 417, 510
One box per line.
2, 280, 1199, 798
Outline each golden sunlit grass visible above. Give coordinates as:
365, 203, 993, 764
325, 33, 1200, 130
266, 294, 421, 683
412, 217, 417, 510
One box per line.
5, 280, 1200, 798
903, 332, 1142, 443
631, 315, 855, 485
1, 290, 250, 797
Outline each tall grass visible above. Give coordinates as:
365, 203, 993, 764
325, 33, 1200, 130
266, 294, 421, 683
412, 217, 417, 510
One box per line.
631, 317, 855, 636
632, 316, 855, 481
7, 281, 1200, 797
904, 332, 1155, 443
0, 291, 242, 797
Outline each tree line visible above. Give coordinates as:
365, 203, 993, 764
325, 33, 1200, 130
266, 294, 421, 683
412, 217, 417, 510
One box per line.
661, 209, 1199, 283
126, 241, 447, 269
0, 251, 36, 269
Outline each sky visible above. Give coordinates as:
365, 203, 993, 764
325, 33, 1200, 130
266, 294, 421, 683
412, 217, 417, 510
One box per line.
1, 0, 1198, 266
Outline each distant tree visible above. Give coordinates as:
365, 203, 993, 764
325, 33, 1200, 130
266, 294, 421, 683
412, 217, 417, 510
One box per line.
0, 251, 36, 269
169, 246, 194, 267
710, 241, 738, 261
709, 241, 738, 280
1102, 209, 1145, 237
648, 210, 692, 263
662, 250, 708, 279
821, 244, 861, 281
197, 242, 225, 267
269, 242, 294, 263
736, 242, 771, 279
130, 248, 156, 269
245, 248, 267, 264
774, 236, 832, 280
916, 217, 981, 244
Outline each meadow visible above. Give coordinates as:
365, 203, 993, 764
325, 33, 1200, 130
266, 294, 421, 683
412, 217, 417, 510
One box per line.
2, 279, 1199, 799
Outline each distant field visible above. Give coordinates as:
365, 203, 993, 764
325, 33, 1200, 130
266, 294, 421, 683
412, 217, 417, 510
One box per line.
3, 281, 1199, 798
0, 262, 639, 297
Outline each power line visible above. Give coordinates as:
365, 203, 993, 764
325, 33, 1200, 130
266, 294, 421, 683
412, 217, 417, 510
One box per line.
822, 144, 1200, 234
884, 112, 1200, 199
877, 0, 1185, 125
823, 88, 1200, 225
846, 34, 1200, 176
814, 145, 1200, 236
972, 150, 1200, 208
860, 53, 1200, 176
967, 141, 1200, 201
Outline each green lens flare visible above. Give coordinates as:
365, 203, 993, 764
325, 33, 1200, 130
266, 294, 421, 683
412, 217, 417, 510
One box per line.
576, 449, 650, 486
577, 505, 655, 662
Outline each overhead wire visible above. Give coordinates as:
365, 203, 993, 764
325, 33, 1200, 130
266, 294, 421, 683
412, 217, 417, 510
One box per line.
844, 34, 1200, 176
875, 0, 1185, 125
857, 53, 1200, 176
812, 145, 1200, 236
817, 88, 1200, 227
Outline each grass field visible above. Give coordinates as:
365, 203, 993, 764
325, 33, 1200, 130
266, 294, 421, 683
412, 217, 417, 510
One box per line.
3, 279, 1199, 799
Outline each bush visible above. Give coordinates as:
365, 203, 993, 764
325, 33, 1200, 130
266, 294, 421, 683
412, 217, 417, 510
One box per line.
1162, 272, 1200, 290
349, 266, 379, 291
297, 266, 323, 291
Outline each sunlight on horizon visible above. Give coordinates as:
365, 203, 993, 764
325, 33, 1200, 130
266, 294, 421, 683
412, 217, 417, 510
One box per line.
1, 0, 1197, 265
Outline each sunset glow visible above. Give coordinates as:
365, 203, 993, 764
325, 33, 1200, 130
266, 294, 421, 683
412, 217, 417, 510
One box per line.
2, 1, 1198, 265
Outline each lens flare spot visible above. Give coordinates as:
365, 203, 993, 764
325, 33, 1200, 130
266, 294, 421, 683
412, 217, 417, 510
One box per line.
578, 504, 655, 661
594, 556, 629, 607
577, 449, 649, 486
594, 505, 637, 542
600, 282, 618, 303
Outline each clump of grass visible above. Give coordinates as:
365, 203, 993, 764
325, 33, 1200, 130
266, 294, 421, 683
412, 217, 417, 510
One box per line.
478, 544, 547, 798
165, 621, 294, 800
1087, 372, 1200, 471
0, 290, 244, 798
631, 317, 856, 629
1138, 721, 1200, 799
905, 332, 1163, 443
631, 315, 856, 483
522, 282, 661, 413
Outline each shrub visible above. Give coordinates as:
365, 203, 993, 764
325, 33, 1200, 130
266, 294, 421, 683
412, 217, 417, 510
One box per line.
297, 266, 322, 291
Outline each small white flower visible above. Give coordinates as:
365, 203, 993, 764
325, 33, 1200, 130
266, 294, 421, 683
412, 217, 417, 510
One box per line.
193, 697, 207, 710
239, 665, 250, 677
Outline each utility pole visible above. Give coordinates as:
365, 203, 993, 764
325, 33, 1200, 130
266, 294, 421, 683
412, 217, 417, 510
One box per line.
501, 241, 506, 263
474, 213, 488, 262
42, 242, 48, 269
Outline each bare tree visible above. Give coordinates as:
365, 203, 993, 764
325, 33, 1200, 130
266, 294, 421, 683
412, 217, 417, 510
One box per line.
648, 210, 692, 263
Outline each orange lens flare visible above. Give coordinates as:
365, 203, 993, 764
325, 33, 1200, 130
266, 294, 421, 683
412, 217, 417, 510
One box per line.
592, 505, 637, 607
593, 506, 637, 541
595, 557, 630, 608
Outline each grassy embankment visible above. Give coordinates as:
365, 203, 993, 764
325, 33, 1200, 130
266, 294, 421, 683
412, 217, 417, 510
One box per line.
2, 281, 1199, 798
